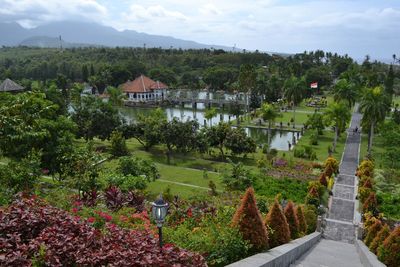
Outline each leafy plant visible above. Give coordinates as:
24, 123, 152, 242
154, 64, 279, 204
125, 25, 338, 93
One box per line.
232, 187, 269, 252
377, 226, 400, 267
284, 201, 300, 239
104, 185, 124, 211
265, 199, 290, 248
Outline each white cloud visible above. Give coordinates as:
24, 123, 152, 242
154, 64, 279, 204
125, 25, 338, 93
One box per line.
122, 4, 188, 23
199, 4, 221, 16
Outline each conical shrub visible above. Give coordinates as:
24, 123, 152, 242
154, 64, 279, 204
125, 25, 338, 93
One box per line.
364, 220, 382, 246
296, 205, 307, 236
232, 187, 269, 251
378, 226, 400, 267
369, 224, 390, 254
265, 199, 290, 248
284, 201, 299, 240
319, 172, 328, 187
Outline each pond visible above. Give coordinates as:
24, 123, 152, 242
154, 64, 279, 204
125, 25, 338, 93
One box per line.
119, 105, 301, 151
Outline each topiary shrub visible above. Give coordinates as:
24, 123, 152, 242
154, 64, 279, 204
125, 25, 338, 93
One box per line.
303, 205, 317, 234
377, 226, 400, 267
284, 201, 300, 240
296, 205, 307, 236
265, 199, 290, 248
363, 192, 378, 214
364, 220, 382, 247
369, 224, 390, 254
232, 187, 269, 252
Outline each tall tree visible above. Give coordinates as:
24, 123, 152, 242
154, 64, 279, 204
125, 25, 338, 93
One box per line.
260, 103, 279, 151
284, 76, 306, 128
360, 86, 390, 155
324, 102, 351, 152
238, 64, 257, 111
204, 107, 217, 127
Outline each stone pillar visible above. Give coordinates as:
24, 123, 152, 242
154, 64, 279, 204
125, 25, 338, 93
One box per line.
316, 215, 322, 232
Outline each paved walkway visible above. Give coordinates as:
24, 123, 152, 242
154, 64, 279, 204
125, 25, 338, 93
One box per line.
292, 105, 363, 267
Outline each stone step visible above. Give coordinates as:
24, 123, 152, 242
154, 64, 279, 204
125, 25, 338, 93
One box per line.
336, 175, 355, 186
334, 184, 355, 200
328, 198, 355, 222
323, 219, 356, 244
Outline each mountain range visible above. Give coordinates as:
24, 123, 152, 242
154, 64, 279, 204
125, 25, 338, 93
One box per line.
0, 21, 235, 50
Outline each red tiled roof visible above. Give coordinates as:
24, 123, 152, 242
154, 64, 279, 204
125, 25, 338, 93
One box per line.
121, 75, 168, 93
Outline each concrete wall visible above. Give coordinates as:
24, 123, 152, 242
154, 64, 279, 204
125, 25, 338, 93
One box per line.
355, 240, 386, 267
226, 232, 321, 267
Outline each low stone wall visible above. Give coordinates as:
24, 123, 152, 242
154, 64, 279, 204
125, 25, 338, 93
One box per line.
226, 232, 321, 267
355, 240, 386, 267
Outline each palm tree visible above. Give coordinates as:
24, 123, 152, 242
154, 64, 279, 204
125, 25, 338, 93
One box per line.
360, 86, 390, 155
261, 103, 279, 150
284, 76, 306, 128
332, 78, 359, 108
324, 102, 351, 153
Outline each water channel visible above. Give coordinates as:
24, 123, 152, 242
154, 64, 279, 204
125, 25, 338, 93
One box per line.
119, 90, 302, 151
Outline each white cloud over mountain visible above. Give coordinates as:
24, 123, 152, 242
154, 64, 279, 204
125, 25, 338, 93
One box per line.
0, 0, 399, 59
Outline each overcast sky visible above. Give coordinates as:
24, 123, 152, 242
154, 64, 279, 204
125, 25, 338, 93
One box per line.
1, 0, 399, 60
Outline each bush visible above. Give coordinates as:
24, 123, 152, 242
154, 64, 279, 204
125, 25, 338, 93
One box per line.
377, 226, 400, 267
309, 131, 318, 145
296, 205, 307, 236
358, 186, 372, 204
363, 192, 378, 214
222, 161, 254, 191
165, 206, 251, 267
324, 156, 339, 177
104, 185, 124, 211
110, 130, 129, 157
117, 156, 159, 181
107, 173, 148, 191
232, 187, 269, 251
284, 201, 300, 239
0, 197, 206, 267
256, 195, 270, 214
303, 205, 317, 234
319, 172, 328, 187
369, 224, 390, 254
364, 220, 382, 246
265, 199, 290, 248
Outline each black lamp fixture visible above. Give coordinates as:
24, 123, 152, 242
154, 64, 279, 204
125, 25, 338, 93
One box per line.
151, 195, 169, 248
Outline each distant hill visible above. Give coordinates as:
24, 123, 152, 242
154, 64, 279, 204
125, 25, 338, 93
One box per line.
0, 21, 234, 51
19, 36, 99, 48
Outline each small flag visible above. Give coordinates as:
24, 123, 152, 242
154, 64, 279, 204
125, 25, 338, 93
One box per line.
310, 82, 318, 89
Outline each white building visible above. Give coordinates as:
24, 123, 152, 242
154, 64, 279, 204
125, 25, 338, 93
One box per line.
121, 75, 168, 102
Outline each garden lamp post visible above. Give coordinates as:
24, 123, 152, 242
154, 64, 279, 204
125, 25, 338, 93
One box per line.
152, 195, 169, 248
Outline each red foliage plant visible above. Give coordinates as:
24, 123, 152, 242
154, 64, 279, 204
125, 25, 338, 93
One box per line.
284, 201, 300, 240
319, 172, 328, 187
265, 199, 290, 248
362, 178, 373, 189
378, 226, 400, 267
0, 197, 206, 267
296, 205, 308, 236
232, 187, 269, 252
369, 224, 390, 254
362, 192, 378, 214
364, 220, 382, 247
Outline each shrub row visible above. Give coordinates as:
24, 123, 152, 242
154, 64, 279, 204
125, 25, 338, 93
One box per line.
356, 159, 399, 267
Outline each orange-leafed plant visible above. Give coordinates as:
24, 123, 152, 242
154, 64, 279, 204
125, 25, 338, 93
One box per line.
265, 199, 290, 248
284, 201, 300, 240
369, 224, 390, 254
377, 226, 400, 267
232, 187, 269, 252
296, 205, 307, 236
364, 220, 382, 246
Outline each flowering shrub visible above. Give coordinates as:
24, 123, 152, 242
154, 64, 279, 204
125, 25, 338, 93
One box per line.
0, 197, 206, 266
273, 158, 288, 168
165, 206, 251, 267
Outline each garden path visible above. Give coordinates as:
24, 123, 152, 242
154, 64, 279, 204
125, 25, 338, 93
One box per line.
292, 104, 363, 267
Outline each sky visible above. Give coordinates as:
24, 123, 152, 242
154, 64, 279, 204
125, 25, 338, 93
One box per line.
0, 0, 399, 60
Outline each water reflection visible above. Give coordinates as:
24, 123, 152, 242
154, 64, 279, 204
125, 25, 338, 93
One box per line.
119, 106, 301, 151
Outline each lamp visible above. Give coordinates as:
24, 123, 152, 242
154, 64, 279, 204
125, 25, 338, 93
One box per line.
151, 195, 169, 248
